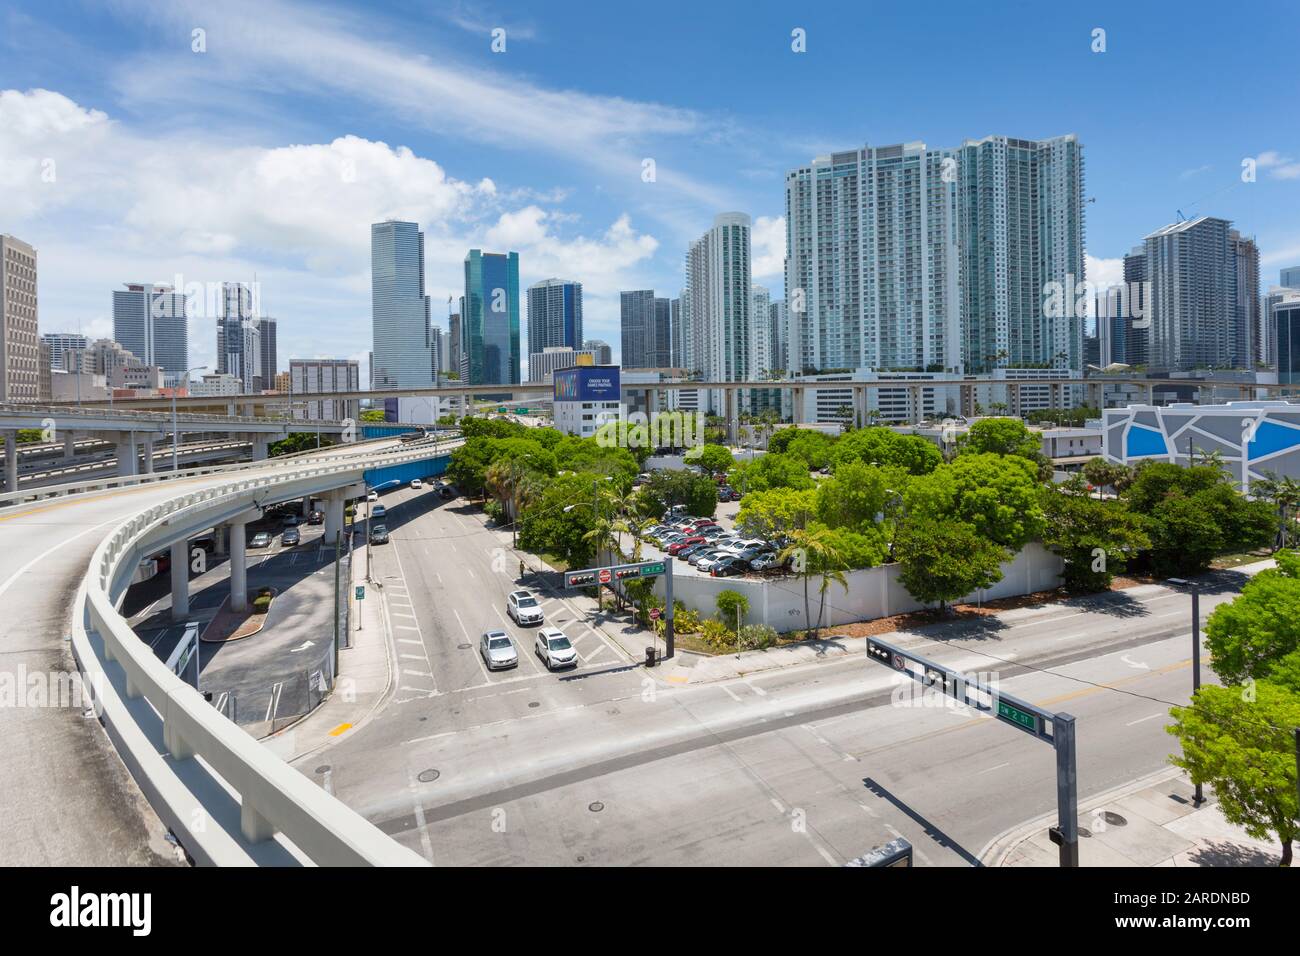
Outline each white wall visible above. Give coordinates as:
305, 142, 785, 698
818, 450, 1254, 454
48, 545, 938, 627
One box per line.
653, 542, 1064, 634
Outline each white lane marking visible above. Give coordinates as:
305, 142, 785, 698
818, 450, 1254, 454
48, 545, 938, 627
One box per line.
0, 516, 118, 601
398, 638, 423, 646
721, 684, 743, 703
400, 654, 425, 661
452, 608, 470, 639
746, 682, 767, 697
1127, 712, 1167, 727
403, 669, 433, 679
264, 682, 283, 722
395, 624, 419, 631
978, 761, 1011, 775
406, 769, 435, 863
770, 797, 785, 813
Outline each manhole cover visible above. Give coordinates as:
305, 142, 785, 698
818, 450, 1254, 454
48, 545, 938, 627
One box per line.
588, 801, 604, 813
457, 643, 471, 650
607, 707, 620, 716
1078, 827, 1092, 839
575, 854, 586, 863
417, 769, 440, 783
314, 765, 331, 775
1101, 811, 1127, 827
528, 701, 540, 709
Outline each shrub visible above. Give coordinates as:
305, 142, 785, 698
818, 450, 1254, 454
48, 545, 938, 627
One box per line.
252, 588, 273, 614
737, 624, 778, 650
698, 618, 736, 650
715, 589, 750, 629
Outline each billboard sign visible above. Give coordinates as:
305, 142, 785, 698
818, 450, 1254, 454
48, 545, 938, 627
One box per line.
554, 365, 620, 403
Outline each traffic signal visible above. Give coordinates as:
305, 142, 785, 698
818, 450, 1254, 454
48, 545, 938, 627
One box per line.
567, 572, 596, 587
866, 641, 891, 666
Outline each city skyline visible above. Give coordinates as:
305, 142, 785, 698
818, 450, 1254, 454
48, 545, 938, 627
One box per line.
3, 0, 1298, 382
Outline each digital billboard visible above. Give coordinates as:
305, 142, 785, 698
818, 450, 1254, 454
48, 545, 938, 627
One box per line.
554, 365, 620, 402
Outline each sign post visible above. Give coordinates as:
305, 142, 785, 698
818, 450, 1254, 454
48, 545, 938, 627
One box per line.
865, 635, 1079, 868
564, 559, 673, 660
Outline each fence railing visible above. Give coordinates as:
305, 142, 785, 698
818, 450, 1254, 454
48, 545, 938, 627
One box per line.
75, 436, 461, 866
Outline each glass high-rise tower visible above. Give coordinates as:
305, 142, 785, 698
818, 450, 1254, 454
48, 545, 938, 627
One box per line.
526, 278, 583, 360
371, 220, 433, 389
464, 249, 521, 385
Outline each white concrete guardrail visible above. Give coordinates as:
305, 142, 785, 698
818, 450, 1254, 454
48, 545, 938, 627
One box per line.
0, 432, 447, 509
73, 435, 461, 866
0, 400, 349, 427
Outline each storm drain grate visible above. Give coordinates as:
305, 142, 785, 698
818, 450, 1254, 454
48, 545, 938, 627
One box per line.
417, 769, 441, 783
588, 801, 604, 813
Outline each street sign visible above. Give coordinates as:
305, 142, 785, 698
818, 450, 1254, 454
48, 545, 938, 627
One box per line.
996, 698, 1039, 734
598, 568, 612, 584
564, 560, 668, 589
649, 607, 661, 621
355, 585, 365, 600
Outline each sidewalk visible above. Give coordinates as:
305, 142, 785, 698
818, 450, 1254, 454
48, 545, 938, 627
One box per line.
266, 531, 395, 764
980, 767, 1284, 867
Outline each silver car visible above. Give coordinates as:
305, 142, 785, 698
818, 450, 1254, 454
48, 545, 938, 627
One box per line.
480, 630, 518, 671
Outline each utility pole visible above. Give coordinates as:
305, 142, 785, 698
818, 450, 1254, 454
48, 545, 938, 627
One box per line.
1169, 578, 1204, 805
332, 522, 342, 676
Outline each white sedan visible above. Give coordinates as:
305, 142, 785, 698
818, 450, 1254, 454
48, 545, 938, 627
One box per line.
535, 627, 578, 670
411, 479, 423, 489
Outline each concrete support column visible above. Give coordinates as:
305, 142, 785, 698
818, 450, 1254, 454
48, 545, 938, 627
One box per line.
228, 520, 248, 613
170, 539, 190, 621
62, 432, 76, 460
115, 432, 138, 477
301, 495, 312, 518
251, 435, 270, 461
725, 389, 738, 445
791, 388, 803, 424
214, 524, 228, 556
911, 385, 923, 424
3, 431, 17, 494
142, 438, 155, 474
323, 490, 345, 545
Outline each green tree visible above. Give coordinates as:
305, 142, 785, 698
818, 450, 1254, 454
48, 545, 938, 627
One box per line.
778, 525, 848, 639
1082, 457, 1133, 495
731, 452, 816, 493
1205, 555, 1300, 684
829, 427, 941, 475
638, 469, 717, 517
1146, 494, 1225, 574
1039, 477, 1151, 591
894, 517, 1007, 613
359, 409, 386, 422
959, 417, 1043, 461
735, 487, 818, 538
813, 524, 888, 569
904, 453, 1046, 551
716, 589, 750, 631
814, 460, 903, 530
1124, 461, 1224, 515
518, 473, 605, 567
694, 443, 735, 475
1167, 682, 1300, 866
783, 430, 838, 470
269, 432, 335, 456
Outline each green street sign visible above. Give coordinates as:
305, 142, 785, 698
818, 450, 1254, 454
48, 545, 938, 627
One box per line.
355, 586, 365, 601
640, 561, 666, 576
997, 699, 1037, 733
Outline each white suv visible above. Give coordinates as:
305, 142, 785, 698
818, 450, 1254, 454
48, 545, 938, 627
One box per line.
506, 589, 544, 625
535, 627, 578, 670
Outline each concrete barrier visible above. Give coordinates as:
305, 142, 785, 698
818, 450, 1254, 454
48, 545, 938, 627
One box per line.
71, 436, 461, 866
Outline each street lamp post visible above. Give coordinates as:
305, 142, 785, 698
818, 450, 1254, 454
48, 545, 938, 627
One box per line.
173, 365, 208, 471
1168, 577, 1204, 805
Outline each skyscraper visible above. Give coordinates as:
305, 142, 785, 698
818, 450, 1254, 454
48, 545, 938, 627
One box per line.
669, 298, 683, 369
112, 282, 188, 385
620, 290, 656, 368
463, 249, 520, 385
750, 286, 772, 378
653, 296, 673, 368
259, 317, 277, 390
1230, 230, 1260, 368
447, 309, 463, 377
583, 339, 612, 365
371, 220, 433, 388
1145, 216, 1243, 371
41, 332, 88, 373
526, 279, 583, 360
768, 300, 788, 374
216, 282, 261, 394
783, 134, 1085, 377
0, 235, 39, 402
1281, 266, 1300, 289
685, 213, 753, 393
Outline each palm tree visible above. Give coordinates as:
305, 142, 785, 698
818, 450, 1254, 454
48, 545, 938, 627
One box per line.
484, 459, 540, 548
778, 526, 847, 640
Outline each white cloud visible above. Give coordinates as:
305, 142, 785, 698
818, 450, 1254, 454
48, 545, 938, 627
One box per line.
1086, 254, 1125, 288
1256, 150, 1300, 180
751, 215, 785, 282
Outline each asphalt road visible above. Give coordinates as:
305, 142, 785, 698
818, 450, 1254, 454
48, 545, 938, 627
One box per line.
307, 485, 1257, 866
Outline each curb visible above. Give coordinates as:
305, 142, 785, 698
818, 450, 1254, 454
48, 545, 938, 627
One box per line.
976, 765, 1187, 867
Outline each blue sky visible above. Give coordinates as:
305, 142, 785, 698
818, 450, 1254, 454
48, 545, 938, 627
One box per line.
2, 0, 1298, 376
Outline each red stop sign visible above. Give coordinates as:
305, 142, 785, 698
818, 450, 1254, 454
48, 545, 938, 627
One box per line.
649, 607, 661, 620
598, 568, 612, 584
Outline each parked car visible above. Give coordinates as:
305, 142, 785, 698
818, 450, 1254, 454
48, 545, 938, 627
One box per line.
249, 531, 273, 549
717, 487, 734, 501
667, 535, 707, 555
535, 627, 578, 670
410, 478, 423, 489
369, 524, 389, 545
736, 545, 774, 565
693, 550, 733, 571
480, 630, 518, 671
307, 510, 324, 525
749, 552, 786, 572
722, 538, 768, 555
676, 541, 712, 560
281, 527, 301, 546
437, 484, 455, 500
728, 489, 744, 502
710, 555, 748, 577
507, 589, 544, 625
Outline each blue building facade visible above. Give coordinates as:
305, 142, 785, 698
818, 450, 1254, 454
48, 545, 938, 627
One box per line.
464, 250, 521, 386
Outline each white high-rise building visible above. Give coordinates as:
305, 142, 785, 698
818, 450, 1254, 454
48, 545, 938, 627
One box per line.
216, 282, 262, 393
750, 285, 772, 379
684, 213, 752, 411
784, 134, 1085, 378
371, 220, 434, 389
290, 358, 361, 421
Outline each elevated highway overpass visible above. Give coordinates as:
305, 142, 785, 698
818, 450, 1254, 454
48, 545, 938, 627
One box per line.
0, 433, 458, 866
